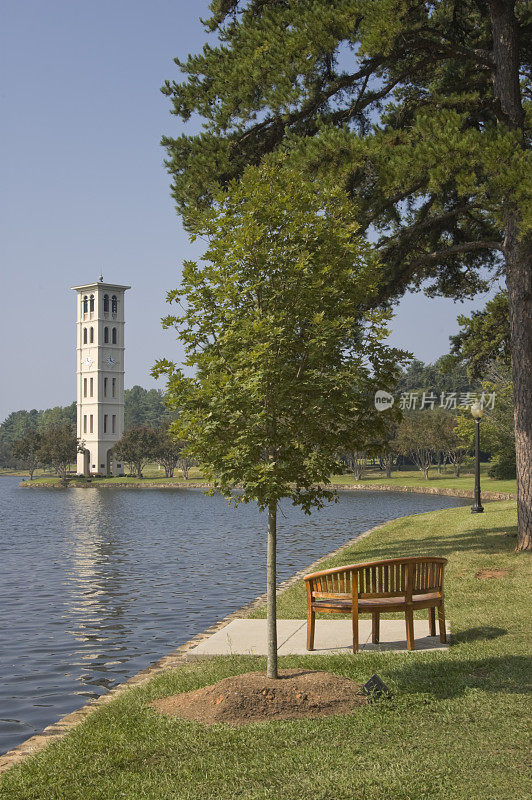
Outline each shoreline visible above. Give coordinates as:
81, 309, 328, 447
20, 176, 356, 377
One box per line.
18, 478, 515, 501
0, 513, 403, 775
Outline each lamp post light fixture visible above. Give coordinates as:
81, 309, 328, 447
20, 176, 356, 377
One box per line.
470, 401, 484, 514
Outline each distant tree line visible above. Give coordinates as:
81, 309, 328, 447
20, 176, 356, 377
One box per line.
0, 404, 77, 471
340, 290, 515, 482
112, 424, 195, 479
0, 386, 175, 470
11, 424, 79, 481
4, 297, 515, 483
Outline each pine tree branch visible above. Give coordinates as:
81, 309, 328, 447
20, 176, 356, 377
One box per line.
408, 240, 504, 269
237, 58, 384, 141
371, 238, 503, 306
382, 202, 473, 249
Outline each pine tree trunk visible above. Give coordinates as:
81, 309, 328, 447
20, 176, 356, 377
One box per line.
490, 0, 531, 550
266, 501, 278, 678
505, 220, 532, 551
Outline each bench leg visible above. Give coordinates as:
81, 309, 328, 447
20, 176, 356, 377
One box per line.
405, 608, 415, 651
307, 608, 315, 650
372, 612, 380, 644
429, 606, 436, 636
438, 601, 447, 644
352, 605, 359, 654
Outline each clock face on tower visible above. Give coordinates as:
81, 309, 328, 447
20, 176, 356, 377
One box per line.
84, 356, 93, 367
105, 355, 117, 368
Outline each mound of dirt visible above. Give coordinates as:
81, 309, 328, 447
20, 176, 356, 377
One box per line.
150, 669, 367, 725
475, 568, 509, 579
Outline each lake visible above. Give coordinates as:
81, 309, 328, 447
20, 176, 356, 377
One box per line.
0, 477, 469, 754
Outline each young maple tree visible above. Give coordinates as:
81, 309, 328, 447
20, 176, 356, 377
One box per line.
162, 0, 531, 549
154, 158, 404, 678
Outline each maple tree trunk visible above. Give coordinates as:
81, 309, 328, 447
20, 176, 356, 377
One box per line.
266, 501, 278, 678
491, 0, 531, 550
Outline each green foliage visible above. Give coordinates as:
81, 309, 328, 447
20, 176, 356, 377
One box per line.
454, 365, 516, 479
483, 369, 516, 480
453, 412, 476, 452
162, 0, 530, 295
39, 402, 77, 430
38, 423, 78, 479
450, 290, 511, 380
397, 355, 472, 395
12, 429, 43, 479
162, 0, 531, 549
393, 411, 442, 479
113, 426, 159, 478
437, 412, 468, 477
153, 425, 185, 477
155, 156, 407, 511
0, 409, 39, 467
124, 386, 175, 429
0, 390, 173, 469
392, 408, 467, 478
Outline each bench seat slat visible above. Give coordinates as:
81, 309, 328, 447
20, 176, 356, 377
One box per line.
312, 592, 441, 609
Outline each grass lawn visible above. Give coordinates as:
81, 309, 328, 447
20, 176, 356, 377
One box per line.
17, 466, 207, 487
17, 464, 516, 495
1, 500, 530, 799
329, 466, 516, 496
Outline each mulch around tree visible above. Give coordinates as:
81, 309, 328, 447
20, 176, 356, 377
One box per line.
150, 669, 368, 725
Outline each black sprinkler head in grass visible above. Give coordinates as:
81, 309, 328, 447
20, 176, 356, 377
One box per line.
359, 674, 392, 702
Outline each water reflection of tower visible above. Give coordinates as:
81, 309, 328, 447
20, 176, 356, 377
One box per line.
63, 490, 132, 692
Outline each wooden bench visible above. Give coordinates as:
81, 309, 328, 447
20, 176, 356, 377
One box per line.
304, 556, 447, 652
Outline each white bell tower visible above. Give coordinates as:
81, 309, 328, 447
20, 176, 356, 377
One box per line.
72, 277, 131, 476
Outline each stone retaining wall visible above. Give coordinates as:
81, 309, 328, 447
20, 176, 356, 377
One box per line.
329, 483, 515, 501
20, 479, 515, 501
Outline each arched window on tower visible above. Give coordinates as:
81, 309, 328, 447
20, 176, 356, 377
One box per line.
83, 328, 87, 344
90, 327, 94, 343
104, 327, 109, 343
83, 295, 88, 313
111, 295, 118, 315
89, 294, 95, 312
112, 327, 117, 344
103, 294, 109, 313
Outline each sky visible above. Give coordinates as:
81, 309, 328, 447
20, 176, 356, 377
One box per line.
0, 1, 503, 423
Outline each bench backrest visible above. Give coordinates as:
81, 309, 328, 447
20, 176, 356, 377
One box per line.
304, 557, 447, 600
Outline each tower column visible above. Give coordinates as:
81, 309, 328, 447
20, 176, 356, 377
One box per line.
71, 278, 131, 476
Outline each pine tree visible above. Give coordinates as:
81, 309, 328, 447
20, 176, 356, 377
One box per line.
162, 0, 531, 549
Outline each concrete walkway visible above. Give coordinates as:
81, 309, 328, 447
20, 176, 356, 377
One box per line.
187, 618, 450, 656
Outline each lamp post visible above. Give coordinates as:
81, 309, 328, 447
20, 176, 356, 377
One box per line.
470, 401, 484, 514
